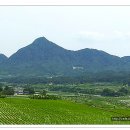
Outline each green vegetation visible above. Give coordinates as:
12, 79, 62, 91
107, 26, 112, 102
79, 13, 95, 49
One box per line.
29, 89, 61, 100
23, 87, 35, 94
0, 95, 6, 98
0, 82, 130, 124
0, 85, 14, 98
101, 86, 129, 97
2, 86, 14, 95
2, 71, 130, 85
1, 36, 130, 125
1, 37, 130, 78
40, 89, 47, 96
0, 97, 130, 124
29, 94, 61, 100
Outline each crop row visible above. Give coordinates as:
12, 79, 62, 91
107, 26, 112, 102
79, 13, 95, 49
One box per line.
0, 98, 130, 124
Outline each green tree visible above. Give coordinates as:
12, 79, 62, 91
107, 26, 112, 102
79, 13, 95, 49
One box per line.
41, 90, 47, 96
23, 87, 35, 94
118, 87, 129, 95
3, 86, 14, 95
101, 88, 116, 97
0, 86, 3, 92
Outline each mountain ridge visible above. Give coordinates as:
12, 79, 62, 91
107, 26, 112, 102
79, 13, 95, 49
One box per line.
0, 54, 8, 63
0, 37, 130, 77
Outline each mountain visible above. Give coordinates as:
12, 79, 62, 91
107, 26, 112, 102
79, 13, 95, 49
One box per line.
0, 54, 8, 63
73, 48, 122, 71
3, 37, 75, 76
8, 37, 73, 64
0, 36, 130, 77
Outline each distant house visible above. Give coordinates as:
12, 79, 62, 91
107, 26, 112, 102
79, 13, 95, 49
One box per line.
14, 87, 28, 95
17, 90, 24, 95
15, 90, 30, 95
73, 66, 84, 70
49, 82, 53, 85
23, 91, 29, 95
34, 91, 40, 95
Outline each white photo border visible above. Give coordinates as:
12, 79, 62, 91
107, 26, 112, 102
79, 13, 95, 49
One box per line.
0, 0, 130, 129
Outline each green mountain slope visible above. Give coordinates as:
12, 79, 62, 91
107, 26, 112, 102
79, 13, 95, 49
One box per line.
0, 54, 7, 63
0, 37, 130, 77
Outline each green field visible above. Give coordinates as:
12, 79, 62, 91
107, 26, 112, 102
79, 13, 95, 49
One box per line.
0, 97, 130, 125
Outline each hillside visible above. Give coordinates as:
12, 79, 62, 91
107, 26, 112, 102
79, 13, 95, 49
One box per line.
0, 54, 7, 63
0, 37, 130, 77
4, 37, 74, 76
0, 97, 129, 124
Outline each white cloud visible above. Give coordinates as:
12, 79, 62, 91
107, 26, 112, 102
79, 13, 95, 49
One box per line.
113, 31, 130, 38
79, 31, 105, 40
114, 31, 124, 37
126, 32, 130, 37
1, 6, 130, 57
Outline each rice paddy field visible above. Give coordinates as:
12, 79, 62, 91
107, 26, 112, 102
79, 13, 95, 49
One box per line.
0, 97, 130, 125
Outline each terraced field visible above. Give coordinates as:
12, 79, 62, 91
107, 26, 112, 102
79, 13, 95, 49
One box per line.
0, 97, 130, 124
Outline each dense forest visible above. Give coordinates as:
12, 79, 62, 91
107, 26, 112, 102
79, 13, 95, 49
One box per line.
1, 71, 130, 85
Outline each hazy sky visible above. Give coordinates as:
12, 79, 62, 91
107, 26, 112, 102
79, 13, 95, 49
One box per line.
0, 6, 130, 57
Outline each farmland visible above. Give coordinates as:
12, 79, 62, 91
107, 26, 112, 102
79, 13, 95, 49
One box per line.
0, 96, 130, 124
0, 82, 130, 125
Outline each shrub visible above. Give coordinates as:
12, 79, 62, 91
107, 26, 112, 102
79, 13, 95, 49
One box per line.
2, 86, 14, 95
29, 94, 61, 100
118, 87, 129, 95
0, 95, 6, 98
101, 88, 116, 97
44, 95, 61, 100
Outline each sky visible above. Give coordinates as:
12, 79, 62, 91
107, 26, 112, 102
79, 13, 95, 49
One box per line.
0, 6, 130, 57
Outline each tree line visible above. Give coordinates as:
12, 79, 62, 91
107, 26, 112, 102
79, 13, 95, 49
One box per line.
1, 71, 130, 84
101, 86, 129, 97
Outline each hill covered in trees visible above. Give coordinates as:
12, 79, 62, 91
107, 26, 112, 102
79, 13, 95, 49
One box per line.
0, 37, 130, 78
